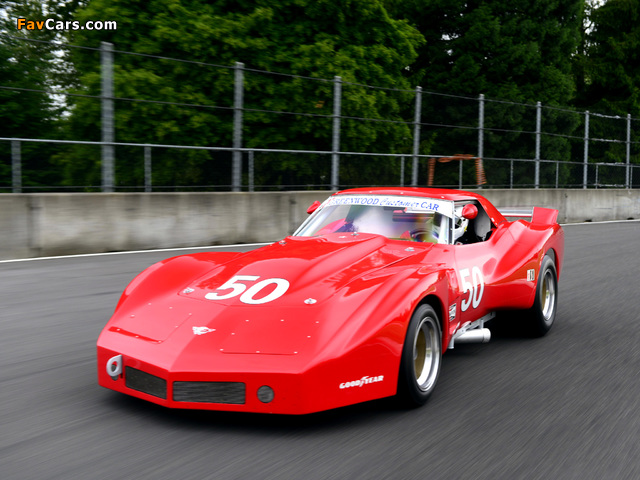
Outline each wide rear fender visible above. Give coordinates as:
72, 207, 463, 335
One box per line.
526, 220, 565, 281
543, 224, 565, 280
507, 219, 564, 307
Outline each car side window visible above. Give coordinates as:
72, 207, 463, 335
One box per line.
455, 202, 494, 244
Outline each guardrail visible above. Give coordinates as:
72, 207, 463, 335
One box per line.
2, 40, 639, 193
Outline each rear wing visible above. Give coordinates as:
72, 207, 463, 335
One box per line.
498, 207, 559, 225
498, 207, 533, 218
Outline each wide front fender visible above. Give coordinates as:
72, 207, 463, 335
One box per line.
305, 264, 453, 394
113, 252, 242, 314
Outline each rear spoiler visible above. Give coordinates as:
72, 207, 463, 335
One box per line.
498, 207, 559, 225
498, 207, 533, 218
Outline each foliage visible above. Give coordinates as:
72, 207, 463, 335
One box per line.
580, 0, 640, 116
2, 0, 639, 190
575, 0, 640, 171
58, 0, 423, 189
0, 0, 64, 189
386, 0, 584, 187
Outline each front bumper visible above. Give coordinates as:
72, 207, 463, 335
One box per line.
97, 346, 313, 414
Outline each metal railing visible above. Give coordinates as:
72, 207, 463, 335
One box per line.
1, 39, 639, 192
3, 136, 637, 192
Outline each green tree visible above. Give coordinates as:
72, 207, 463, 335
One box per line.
61, 0, 424, 190
576, 0, 640, 181
0, 0, 64, 190
387, 0, 583, 187
580, 0, 640, 116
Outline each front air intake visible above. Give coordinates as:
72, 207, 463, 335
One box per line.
125, 367, 167, 399
173, 381, 246, 404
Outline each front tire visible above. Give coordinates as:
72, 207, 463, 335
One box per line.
397, 304, 442, 407
527, 254, 558, 337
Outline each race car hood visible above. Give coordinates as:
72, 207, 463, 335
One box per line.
106, 234, 435, 359
181, 233, 422, 306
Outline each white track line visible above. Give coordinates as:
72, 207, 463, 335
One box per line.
561, 219, 640, 226
0, 243, 271, 264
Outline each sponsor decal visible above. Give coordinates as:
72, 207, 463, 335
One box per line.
192, 326, 216, 336
527, 269, 536, 282
339, 375, 384, 389
324, 195, 454, 216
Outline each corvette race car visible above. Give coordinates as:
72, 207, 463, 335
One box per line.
97, 187, 564, 414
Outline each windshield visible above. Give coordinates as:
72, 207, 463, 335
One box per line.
294, 195, 454, 244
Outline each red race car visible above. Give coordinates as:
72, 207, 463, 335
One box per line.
97, 187, 564, 414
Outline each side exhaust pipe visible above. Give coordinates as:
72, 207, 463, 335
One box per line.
449, 328, 491, 349
455, 328, 491, 344
448, 313, 495, 349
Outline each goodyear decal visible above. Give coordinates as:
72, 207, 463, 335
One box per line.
339, 375, 384, 389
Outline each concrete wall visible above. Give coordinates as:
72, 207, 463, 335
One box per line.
477, 189, 640, 224
1, 189, 639, 260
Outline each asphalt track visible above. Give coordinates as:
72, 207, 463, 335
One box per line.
2, 221, 640, 480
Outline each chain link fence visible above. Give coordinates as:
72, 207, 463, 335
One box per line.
1, 39, 639, 192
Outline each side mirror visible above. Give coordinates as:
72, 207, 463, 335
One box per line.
307, 201, 321, 215
461, 204, 478, 220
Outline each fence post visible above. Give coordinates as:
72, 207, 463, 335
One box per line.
400, 156, 405, 187
510, 160, 514, 189
476, 94, 484, 189
232, 62, 244, 192
583, 110, 589, 189
412, 86, 422, 187
248, 150, 254, 192
626, 114, 631, 188
101, 41, 114, 192
144, 146, 151, 192
12, 140, 21, 193
331, 76, 342, 191
535, 101, 541, 189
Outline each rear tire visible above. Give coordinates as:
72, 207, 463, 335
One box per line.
527, 254, 558, 337
397, 304, 442, 407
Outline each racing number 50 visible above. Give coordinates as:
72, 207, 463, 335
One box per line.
205, 275, 290, 305
460, 266, 484, 311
